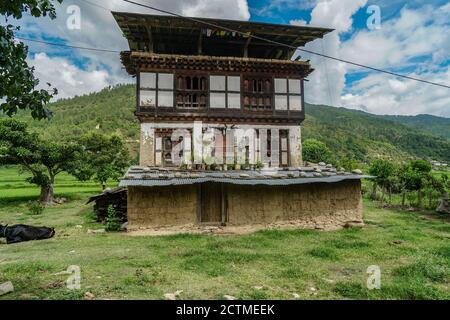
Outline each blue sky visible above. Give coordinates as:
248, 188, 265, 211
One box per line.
9, 0, 450, 117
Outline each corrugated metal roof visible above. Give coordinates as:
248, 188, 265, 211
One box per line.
118, 165, 371, 187
119, 174, 371, 187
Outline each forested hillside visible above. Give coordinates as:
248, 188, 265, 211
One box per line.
8, 84, 450, 163
383, 114, 450, 140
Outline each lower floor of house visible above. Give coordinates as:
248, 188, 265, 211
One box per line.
139, 122, 302, 168
126, 179, 363, 231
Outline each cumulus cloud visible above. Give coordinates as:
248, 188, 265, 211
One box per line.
341, 3, 450, 117
292, 0, 449, 117
13, 0, 251, 100
341, 68, 450, 117
29, 52, 110, 99
293, 0, 368, 108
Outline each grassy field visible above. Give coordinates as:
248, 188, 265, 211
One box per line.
0, 167, 449, 300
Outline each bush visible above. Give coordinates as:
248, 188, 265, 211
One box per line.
105, 205, 122, 232
302, 139, 335, 165
26, 201, 45, 215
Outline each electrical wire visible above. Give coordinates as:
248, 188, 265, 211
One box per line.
119, 0, 450, 89
14, 0, 450, 89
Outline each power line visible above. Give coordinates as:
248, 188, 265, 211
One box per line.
119, 0, 450, 89
16, 0, 450, 89
16, 36, 121, 53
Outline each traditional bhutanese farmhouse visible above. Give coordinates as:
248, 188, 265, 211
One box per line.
112, 12, 368, 230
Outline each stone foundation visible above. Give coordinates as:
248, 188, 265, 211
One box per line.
127, 180, 363, 231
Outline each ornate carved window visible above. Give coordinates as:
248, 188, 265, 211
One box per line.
175, 75, 207, 109
243, 77, 272, 110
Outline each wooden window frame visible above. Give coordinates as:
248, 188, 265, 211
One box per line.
209, 74, 241, 110
274, 77, 302, 112
175, 73, 208, 109
138, 72, 174, 109
243, 76, 273, 111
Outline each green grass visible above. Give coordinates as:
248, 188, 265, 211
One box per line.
0, 167, 449, 300
0, 166, 116, 203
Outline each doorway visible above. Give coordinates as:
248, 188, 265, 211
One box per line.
200, 183, 225, 224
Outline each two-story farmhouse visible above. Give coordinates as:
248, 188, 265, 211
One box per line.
114, 12, 367, 231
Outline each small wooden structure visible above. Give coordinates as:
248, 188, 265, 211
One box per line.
87, 187, 128, 222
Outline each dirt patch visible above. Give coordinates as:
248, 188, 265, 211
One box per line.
126, 220, 357, 236
41, 280, 65, 290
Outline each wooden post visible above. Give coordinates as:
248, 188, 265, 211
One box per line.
197, 184, 202, 223
221, 183, 227, 225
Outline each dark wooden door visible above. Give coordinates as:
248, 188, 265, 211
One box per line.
200, 183, 222, 223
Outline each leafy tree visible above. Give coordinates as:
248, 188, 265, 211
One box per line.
1, 0, 62, 119
368, 159, 395, 204
409, 159, 432, 209
72, 132, 130, 190
425, 175, 444, 209
397, 160, 432, 209
441, 174, 449, 198
398, 164, 421, 208
302, 139, 335, 165
0, 118, 80, 203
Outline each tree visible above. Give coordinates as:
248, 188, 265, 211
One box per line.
368, 159, 395, 204
72, 132, 130, 190
302, 139, 335, 165
398, 160, 432, 209
441, 174, 449, 198
409, 159, 432, 209
1, 0, 62, 119
398, 164, 421, 208
0, 118, 80, 203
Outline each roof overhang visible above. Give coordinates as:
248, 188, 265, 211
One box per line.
112, 12, 333, 60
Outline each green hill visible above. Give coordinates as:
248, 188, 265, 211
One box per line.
303, 105, 450, 162
8, 84, 450, 163
382, 114, 450, 140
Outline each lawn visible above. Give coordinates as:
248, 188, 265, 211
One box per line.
0, 167, 449, 300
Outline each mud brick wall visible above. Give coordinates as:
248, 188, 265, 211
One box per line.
127, 180, 363, 230
127, 185, 198, 228
226, 180, 363, 229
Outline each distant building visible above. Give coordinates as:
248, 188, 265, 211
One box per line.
431, 160, 448, 169
113, 12, 367, 230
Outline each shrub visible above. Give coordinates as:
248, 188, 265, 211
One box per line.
26, 201, 45, 215
105, 205, 122, 232
302, 139, 335, 165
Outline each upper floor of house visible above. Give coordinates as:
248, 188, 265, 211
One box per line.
113, 12, 333, 124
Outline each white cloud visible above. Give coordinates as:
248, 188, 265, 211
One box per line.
14, 0, 251, 100
292, 0, 449, 117
290, 19, 307, 26
341, 68, 450, 117
29, 53, 110, 99
293, 0, 368, 108
340, 4, 450, 117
